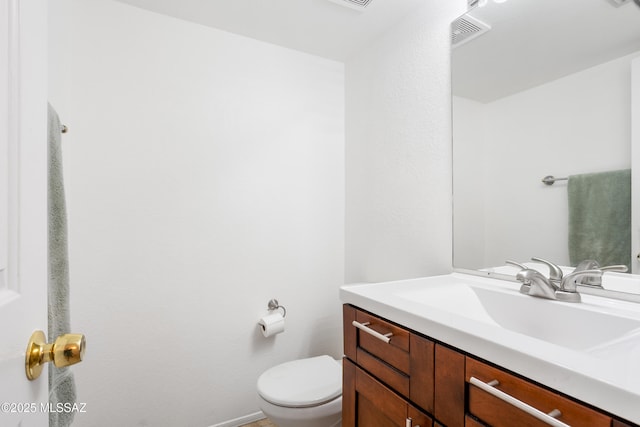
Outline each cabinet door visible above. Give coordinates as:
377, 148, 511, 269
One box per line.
434, 344, 465, 427
343, 358, 414, 427
356, 364, 407, 427
410, 333, 435, 413
343, 357, 357, 427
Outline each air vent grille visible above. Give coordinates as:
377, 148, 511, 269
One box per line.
327, 0, 374, 11
451, 15, 491, 48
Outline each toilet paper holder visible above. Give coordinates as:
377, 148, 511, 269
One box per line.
267, 299, 287, 317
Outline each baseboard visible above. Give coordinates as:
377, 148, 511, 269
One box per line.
210, 411, 266, 427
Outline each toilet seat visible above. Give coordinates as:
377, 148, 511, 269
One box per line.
257, 355, 342, 408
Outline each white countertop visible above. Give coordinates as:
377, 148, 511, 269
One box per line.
340, 272, 640, 424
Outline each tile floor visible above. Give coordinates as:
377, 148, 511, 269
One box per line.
239, 419, 276, 427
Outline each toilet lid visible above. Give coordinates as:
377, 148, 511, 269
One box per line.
257, 355, 342, 408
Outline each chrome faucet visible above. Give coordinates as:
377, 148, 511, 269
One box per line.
506, 257, 604, 303
529, 257, 599, 301
572, 259, 628, 288
531, 257, 564, 286
506, 260, 559, 300
516, 267, 559, 299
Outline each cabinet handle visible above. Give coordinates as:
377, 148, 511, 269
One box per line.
469, 377, 570, 427
405, 417, 420, 427
352, 320, 393, 343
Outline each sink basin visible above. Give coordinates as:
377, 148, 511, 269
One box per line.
396, 282, 640, 351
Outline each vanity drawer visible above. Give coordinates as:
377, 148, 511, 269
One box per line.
354, 308, 410, 370
466, 357, 611, 427
344, 305, 410, 371
343, 305, 434, 413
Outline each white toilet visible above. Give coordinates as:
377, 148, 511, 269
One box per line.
257, 355, 342, 427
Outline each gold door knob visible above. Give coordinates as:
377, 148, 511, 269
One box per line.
25, 330, 86, 380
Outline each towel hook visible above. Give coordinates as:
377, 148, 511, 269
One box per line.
267, 299, 287, 317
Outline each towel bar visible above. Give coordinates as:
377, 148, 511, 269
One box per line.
542, 175, 568, 186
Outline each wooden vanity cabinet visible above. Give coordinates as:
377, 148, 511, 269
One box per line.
343, 304, 639, 427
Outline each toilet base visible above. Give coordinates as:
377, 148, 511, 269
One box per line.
257, 394, 342, 427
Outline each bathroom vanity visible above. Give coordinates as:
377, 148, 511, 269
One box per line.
341, 273, 640, 427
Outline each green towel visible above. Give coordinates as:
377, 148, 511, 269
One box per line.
568, 169, 631, 270
48, 103, 76, 427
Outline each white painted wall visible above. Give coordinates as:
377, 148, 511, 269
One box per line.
452, 96, 486, 269
48, 1, 344, 426
345, 0, 468, 283
454, 51, 638, 269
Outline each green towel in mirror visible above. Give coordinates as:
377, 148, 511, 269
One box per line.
568, 169, 631, 271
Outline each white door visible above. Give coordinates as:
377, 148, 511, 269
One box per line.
0, 0, 49, 426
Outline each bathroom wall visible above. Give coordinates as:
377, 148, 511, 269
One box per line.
454, 51, 638, 269
345, 0, 468, 283
48, 1, 344, 425
452, 96, 486, 269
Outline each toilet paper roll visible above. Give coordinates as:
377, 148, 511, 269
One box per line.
258, 312, 285, 337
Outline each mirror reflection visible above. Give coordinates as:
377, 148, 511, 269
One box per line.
452, 0, 640, 281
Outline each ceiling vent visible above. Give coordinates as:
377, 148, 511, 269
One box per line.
327, 0, 374, 11
451, 15, 491, 48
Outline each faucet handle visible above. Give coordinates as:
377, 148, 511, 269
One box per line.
575, 259, 600, 271
531, 257, 563, 282
574, 260, 627, 273
600, 265, 628, 273
505, 260, 528, 270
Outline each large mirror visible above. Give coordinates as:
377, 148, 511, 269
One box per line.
452, 0, 640, 292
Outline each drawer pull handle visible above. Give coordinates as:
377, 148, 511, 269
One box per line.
405, 417, 420, 427
469, 377, 570, 427
352, 321, 392, 343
